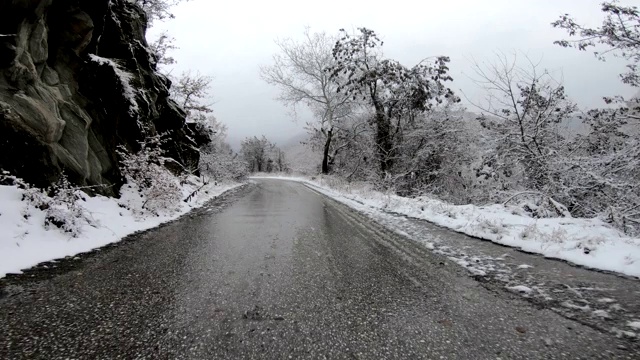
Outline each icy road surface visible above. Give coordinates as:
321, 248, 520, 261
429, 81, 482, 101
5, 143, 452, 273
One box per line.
0, 179, 637, 358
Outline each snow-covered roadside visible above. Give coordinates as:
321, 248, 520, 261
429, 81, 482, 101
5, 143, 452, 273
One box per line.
251, 175, 640, 278
0, 178, 243, 278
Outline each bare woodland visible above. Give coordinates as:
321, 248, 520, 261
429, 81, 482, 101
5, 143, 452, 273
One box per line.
123, 0, 640, 234
261, 2, 640, 234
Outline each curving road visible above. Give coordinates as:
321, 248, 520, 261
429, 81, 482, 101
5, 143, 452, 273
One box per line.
0, 179, 635, 359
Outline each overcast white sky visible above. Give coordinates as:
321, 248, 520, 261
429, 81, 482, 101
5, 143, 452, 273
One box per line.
148, 0, 637, 147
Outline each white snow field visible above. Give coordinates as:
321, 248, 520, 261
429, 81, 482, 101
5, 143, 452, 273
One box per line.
0, 178, 242, 278
251, 175, 640, 278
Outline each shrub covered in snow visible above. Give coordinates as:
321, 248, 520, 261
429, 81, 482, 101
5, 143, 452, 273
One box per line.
0, 170, 243, 277
117, 135, 183, 217
200, 143, 248, 183
196, 117, 249, 182
2, 173, 95, 237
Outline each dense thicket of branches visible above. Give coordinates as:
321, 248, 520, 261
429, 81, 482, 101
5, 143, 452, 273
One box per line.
240, 136, 288, 173
132, 0, 639, 233
328, 28, 459, 176
268, 17, 639, 234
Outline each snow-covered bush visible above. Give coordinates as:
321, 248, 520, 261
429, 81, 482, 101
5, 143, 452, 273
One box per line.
200, 144, 248, 182
519, 223, 541, 240
117, 135, 183, 217
196, 117, 248, 182
3, 173, 94, 237
552, 109, 640, 234
475, 217, 506, 236
42, 176, 94, 237
240, 135, 288, 174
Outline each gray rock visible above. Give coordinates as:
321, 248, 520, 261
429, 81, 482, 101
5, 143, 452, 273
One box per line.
0, 0, 203, 195
41, 65, 59, 86
29, 18, 48, 65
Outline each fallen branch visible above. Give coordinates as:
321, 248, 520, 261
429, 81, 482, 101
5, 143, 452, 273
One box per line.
502, 191, 544, 206
183, 180, 209, 203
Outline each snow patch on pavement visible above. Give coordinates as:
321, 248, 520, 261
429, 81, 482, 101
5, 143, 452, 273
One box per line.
517, 264, 534, 269
507, 285, 534, 294
592, 310, 612, 319
598, 298, 617, 304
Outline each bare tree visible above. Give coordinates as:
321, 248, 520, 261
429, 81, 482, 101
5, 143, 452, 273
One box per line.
328, 27, 458, 177
552, 3, 640, 231
171, 70, 213, 116
168, 71, 216, 173
148, 31, 177, 67
132, 0, 191, 24
465, 52, 576, 192
260, 28, 352, 174
553, 1, 640, 89
240, 136, 270, 173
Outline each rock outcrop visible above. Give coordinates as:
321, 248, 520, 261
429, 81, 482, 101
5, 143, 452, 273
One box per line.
0, 0, 199, 195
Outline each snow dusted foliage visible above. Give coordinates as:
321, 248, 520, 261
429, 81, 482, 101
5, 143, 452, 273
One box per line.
458, 52, 637, 233
553, 1, 640, 89
260, 25, 638, 234
561, 109, 640, 233
171, 70, 214, 117
117, 135, 182, 217
468, 53, 577, 193
547, 1, 640, 232
3, 174, 95, 238
200, 146, 248, 182
187, 116, 248, 182
169, 71, 216, 148
328, 27, 459, 176
39, 176, 96, 237
129, 0, 190, 24
390, 108, 477, 201
305, 103, 476, 201
241, 136, 288, 173
148, 30, 177, 66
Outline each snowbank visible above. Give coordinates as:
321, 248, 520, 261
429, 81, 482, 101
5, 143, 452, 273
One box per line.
0, 178, 242, 278
251, 175, 640, 278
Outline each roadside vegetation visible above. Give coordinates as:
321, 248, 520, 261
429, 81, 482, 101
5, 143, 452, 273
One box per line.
0, 0, 247, 275
1, 0, 638, 277
251, 1, 640, 277
261, 1, 639, 238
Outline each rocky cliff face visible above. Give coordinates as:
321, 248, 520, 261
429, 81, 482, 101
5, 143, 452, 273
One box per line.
0, 0, 199, 195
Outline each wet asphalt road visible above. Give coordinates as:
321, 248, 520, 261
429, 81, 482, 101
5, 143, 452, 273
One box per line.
0, 179, 636, 359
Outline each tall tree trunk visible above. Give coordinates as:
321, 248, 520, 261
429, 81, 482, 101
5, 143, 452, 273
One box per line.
374, 103, 392, 175
321, 128, 333, 174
